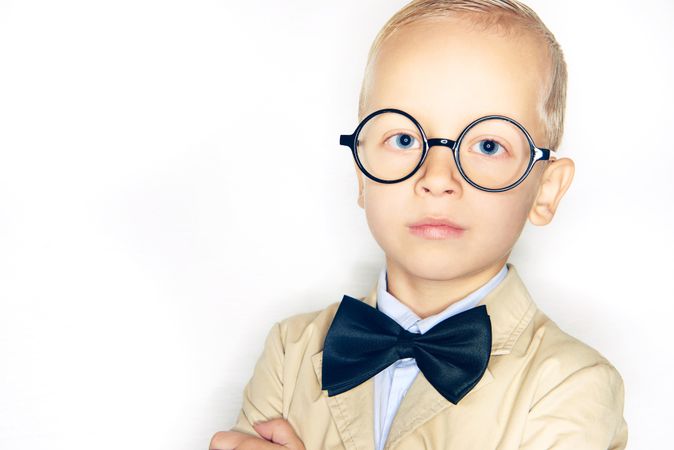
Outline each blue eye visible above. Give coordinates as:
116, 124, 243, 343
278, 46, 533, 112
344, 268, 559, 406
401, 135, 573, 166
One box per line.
475, 139, 504, 156
387, 133, 420, 150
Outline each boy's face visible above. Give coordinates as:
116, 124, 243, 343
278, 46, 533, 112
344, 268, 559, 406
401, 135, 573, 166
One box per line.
357, 17, 570, 286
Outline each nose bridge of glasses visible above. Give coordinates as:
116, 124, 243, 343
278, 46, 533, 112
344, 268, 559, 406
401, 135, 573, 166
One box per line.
427, 137, 456, 150
423, 137, 461, 175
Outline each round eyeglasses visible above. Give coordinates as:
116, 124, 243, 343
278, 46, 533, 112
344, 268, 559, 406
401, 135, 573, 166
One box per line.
339, 108, 556, 192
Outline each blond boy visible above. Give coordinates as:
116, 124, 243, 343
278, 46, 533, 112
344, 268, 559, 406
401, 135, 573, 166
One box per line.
210, 1, 627, 449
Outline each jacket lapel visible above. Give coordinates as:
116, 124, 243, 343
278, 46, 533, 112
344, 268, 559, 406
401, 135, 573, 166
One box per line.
312, 350, 375, 450
312, 262, 537, 450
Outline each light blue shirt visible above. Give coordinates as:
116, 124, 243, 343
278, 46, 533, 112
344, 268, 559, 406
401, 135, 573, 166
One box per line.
373, 263, 509, 450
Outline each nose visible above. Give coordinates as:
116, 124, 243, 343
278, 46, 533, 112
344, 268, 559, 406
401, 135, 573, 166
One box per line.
416, 138, 463, 196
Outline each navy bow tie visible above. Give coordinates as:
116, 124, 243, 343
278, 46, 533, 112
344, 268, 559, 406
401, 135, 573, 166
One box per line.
321, 295, 492, 404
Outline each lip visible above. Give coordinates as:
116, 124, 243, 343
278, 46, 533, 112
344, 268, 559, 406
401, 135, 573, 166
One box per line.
408, 216, 465, 240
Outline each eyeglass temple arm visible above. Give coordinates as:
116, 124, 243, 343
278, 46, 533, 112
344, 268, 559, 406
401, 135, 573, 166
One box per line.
536, 147, 557, 161
340, 134, 354, 148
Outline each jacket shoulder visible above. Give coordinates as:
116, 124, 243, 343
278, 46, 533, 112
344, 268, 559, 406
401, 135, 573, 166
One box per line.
515, 309, 628, 447
531, 309, 614, 363
228, 298, 344, 436
275, 298, 343, 355
523, 308, 625, 400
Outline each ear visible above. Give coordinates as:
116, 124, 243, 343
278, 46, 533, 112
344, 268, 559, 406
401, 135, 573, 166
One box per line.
529, 157, 575, 226
354, 161, 365, 209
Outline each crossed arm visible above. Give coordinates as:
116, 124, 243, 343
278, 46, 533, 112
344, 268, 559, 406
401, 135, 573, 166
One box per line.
209, 418, 304, 450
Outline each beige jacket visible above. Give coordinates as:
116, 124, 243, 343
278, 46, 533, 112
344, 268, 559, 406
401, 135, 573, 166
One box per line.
230, 263, 628, 449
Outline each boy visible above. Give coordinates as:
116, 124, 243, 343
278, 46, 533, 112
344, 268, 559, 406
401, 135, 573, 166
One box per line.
211, 0, 627, 448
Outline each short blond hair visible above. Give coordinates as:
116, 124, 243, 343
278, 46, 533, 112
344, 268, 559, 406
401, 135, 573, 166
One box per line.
358, 0, 567, 151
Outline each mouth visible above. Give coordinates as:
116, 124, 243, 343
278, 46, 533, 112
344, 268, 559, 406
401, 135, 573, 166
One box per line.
407, 217, 465, 240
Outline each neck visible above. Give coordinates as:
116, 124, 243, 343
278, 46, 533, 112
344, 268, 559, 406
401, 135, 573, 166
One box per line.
385, 256, 508, 319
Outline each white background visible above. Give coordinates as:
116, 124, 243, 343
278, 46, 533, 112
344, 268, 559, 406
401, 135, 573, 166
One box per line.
0, 1, 672, 449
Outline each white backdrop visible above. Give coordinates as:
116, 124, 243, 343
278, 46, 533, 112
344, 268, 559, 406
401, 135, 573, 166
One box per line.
0, 1, 672, 449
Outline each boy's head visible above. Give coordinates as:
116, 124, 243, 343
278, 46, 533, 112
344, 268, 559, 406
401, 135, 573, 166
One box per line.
349, 0, 575, 301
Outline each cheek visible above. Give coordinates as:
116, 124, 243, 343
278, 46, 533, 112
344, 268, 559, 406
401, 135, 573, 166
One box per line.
472, 192, 533, 247
362, 183, 407, 246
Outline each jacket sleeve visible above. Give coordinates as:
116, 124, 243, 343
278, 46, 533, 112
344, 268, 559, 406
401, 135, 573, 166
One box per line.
229, 321, 285, 437
519, 362, 628, 450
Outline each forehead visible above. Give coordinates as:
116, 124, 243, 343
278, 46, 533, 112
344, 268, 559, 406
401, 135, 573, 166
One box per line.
365, 16, 549, 141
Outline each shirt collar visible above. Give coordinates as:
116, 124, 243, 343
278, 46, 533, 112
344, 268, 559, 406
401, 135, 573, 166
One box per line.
376, 263, 509, 334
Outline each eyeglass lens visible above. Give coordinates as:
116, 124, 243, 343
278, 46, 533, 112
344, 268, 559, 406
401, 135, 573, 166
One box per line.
355, 111, 532, 189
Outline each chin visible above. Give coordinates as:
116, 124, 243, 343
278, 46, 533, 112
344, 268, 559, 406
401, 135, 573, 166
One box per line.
389, 249, 476, 281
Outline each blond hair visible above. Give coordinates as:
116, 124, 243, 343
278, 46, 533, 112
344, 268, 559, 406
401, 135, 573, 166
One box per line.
358, 0, 567, 151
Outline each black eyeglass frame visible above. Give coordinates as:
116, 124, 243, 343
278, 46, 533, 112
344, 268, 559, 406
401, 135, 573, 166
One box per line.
339, 108, 556, 193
